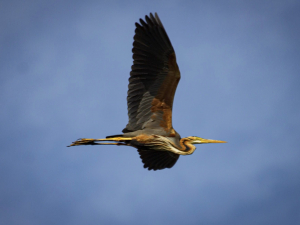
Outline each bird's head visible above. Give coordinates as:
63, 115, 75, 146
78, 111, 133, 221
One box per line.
187, 136, 227, 144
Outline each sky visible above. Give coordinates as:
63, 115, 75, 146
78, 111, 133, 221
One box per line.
1, 0, 300, 224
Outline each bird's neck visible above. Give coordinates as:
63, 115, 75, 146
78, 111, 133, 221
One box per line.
178, 138, 196, 155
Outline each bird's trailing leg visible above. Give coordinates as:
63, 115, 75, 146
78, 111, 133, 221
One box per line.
67, 137, 133, 147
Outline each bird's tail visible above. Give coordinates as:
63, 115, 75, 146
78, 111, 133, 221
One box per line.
106, 134, 124, 138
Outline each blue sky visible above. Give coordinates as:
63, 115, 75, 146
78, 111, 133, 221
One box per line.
1, 0, 300, 224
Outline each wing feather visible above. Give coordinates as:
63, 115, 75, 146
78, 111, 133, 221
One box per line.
138, 149, 180, 170
124, 13, 180, 136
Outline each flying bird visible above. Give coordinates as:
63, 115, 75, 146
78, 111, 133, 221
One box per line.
68, 13, 226, 170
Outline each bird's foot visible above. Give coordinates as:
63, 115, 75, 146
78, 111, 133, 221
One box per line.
67, 138, 97, 147
67, 137, 133, 147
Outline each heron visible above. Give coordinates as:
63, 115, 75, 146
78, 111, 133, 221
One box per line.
68, 13, 226, 170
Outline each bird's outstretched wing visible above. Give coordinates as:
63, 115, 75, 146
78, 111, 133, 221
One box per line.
123, 13, 181, 136
138, 148, 180, 170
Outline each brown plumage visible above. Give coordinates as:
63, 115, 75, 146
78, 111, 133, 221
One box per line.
68, 13, 226, 171
124, 13, 180, 135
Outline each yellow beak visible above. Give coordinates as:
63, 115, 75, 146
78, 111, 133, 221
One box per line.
193, 137, 227, 144
201, 139, 227, 144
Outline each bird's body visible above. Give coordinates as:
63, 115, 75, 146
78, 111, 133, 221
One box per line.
69, 13, 226, 170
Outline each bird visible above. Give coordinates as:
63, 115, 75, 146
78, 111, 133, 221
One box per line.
68, 13, 226, 171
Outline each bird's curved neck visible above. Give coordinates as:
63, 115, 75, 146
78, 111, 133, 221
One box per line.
178, 138, 196, 155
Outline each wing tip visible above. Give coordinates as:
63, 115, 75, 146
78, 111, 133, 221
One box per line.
138, 149, 180, 171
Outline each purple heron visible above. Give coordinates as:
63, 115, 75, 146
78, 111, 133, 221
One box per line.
69, 13, 226, 170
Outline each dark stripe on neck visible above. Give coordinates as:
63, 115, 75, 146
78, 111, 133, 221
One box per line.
182, 140, 191, 152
